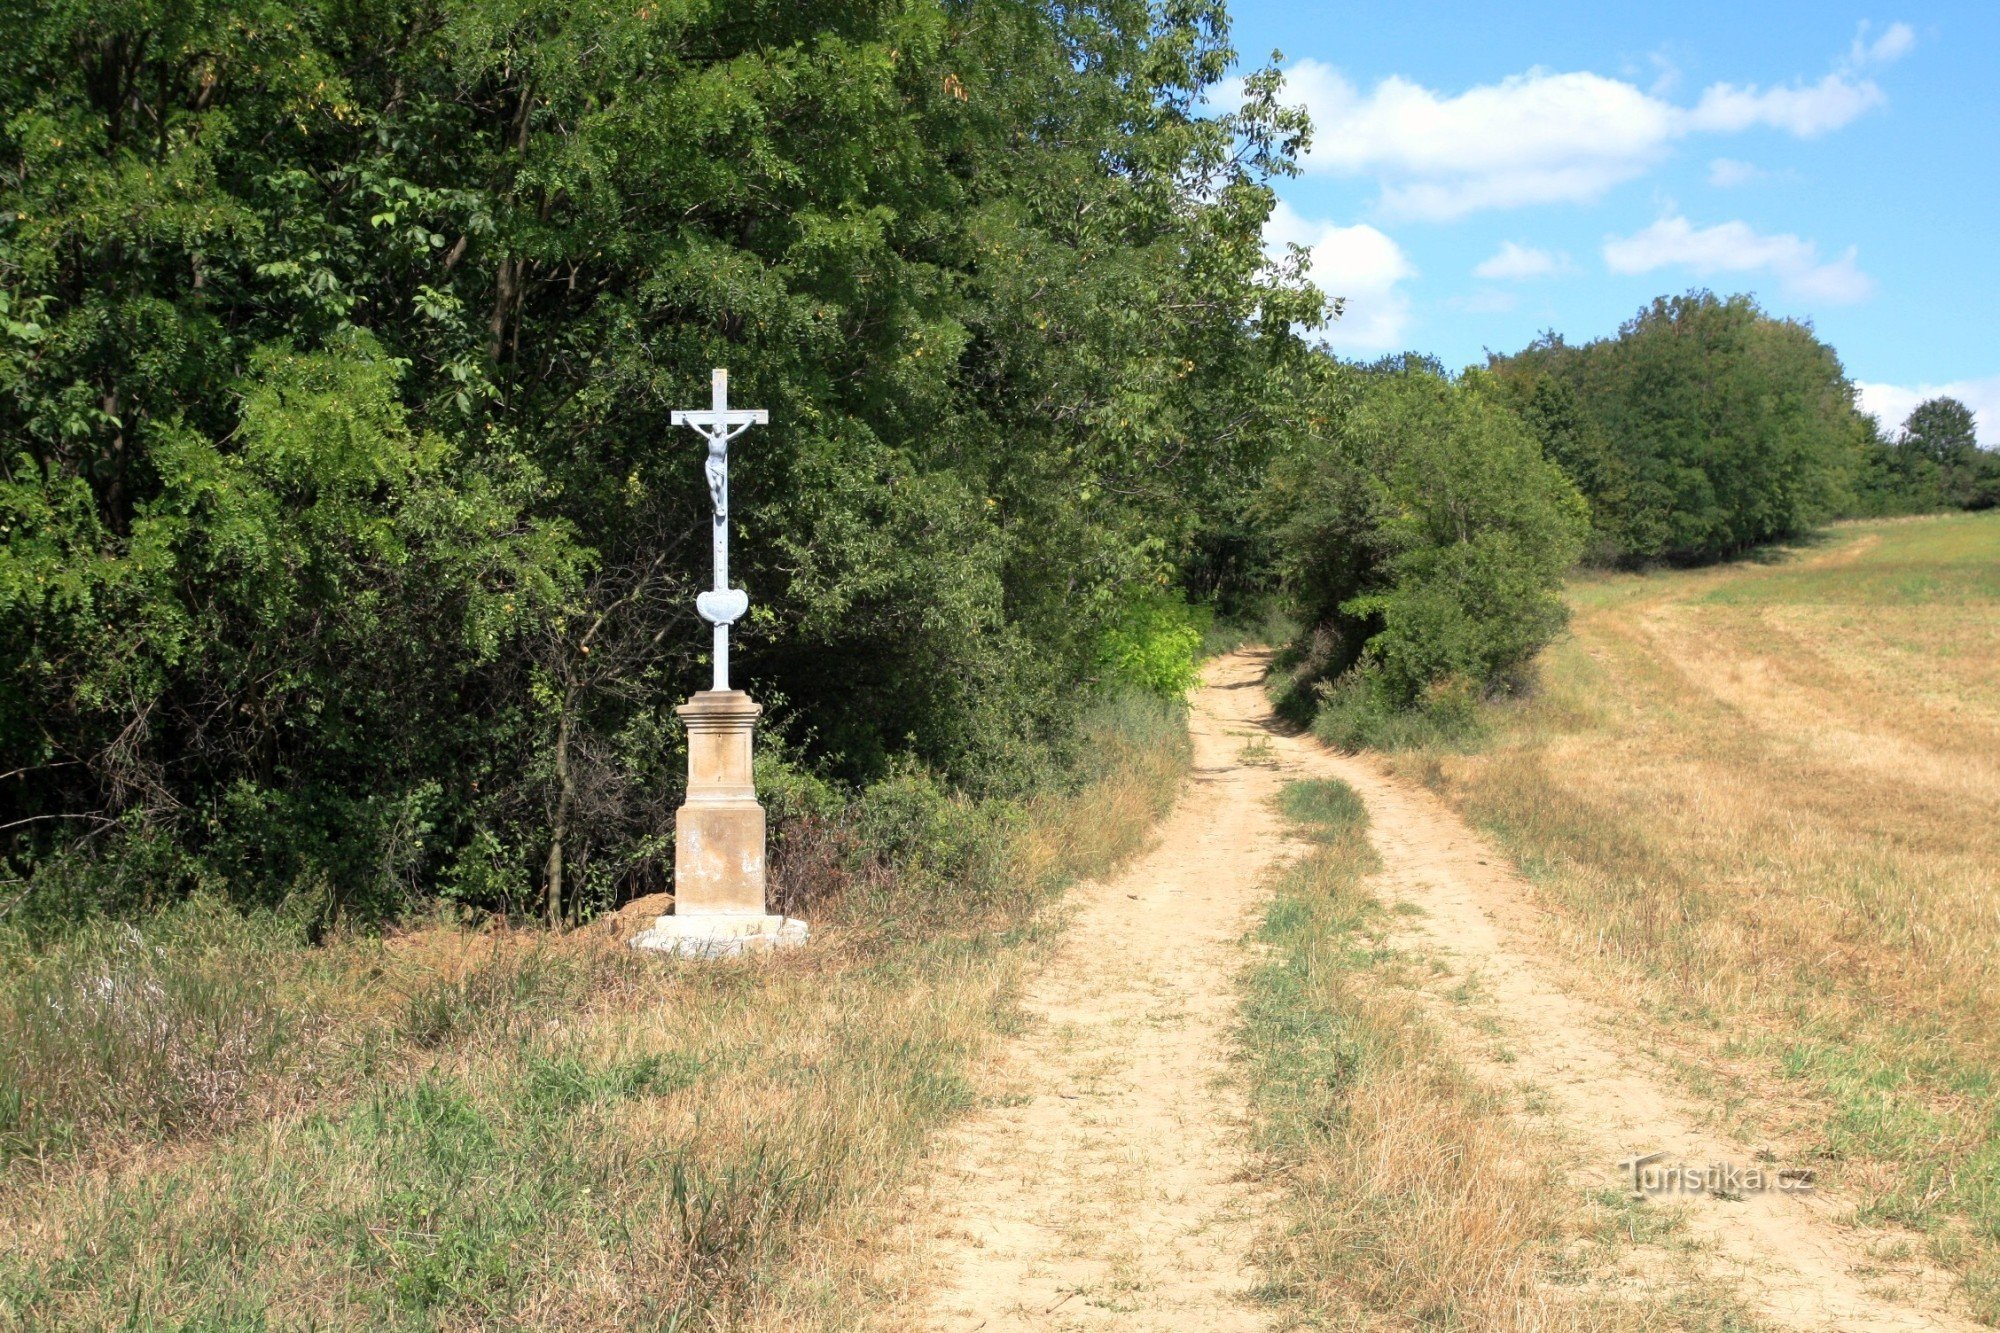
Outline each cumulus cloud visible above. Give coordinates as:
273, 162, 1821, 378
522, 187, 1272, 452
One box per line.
1280, 61, 1677, 218
1249, 32, 1900, 219
1856, 374, 2000, 446
1603, 216, 1874, 304
1708, 157, 1766, 188
1474, 242, 1570, 281
1265, 200, 1415, 353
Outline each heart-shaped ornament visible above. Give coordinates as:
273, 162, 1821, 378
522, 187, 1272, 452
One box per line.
696, 587, 750, 626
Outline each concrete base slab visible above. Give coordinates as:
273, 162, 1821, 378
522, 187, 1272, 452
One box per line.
627, 913, 808, 959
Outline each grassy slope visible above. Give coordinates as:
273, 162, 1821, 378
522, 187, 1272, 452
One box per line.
0, 696, 1188, 1329
1389, 511, 2000, 1317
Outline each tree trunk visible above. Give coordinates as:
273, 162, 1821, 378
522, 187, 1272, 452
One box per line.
545, 704, 573, 928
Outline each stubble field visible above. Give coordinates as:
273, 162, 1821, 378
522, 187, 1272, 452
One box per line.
1399, 511, 2000, 1318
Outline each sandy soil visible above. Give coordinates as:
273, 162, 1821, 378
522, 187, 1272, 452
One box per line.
881, 648, 1980, 1331
874, 650, 1297, 1331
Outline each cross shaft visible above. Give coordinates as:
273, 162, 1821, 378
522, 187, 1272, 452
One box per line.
670, 368, 767, 690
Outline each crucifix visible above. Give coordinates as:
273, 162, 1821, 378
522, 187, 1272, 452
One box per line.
630, 366, 804, 958
671, 368, 767, 691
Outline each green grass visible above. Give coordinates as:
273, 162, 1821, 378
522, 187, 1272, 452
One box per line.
1276, 776, 1367, 834
0, 692, 1192, 1328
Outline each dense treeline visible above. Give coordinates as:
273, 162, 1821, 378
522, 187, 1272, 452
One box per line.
0, 0, 1327, 927
1488, 291, 1996, 568
1488, 292, 1871, 566
13, 0, 1962, 931
1853, 396, 2000, 515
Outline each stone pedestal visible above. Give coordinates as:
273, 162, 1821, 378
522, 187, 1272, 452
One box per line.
629, 690, 808, 958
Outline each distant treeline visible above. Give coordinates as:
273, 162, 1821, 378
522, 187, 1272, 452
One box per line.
1851, 396, 1999, 517
1487, 292, 1997, 567
1255, 292, 1997, 746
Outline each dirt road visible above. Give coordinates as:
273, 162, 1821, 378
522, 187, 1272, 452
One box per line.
876, 650, 1296, 1331
884, 649, 1979, 1331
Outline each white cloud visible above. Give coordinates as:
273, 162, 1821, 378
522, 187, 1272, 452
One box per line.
1849, 21, 1917, 69
1687, 73, 1884, 137
1474, 241, 1570, 281
1266, 200, 1415, 353
1282, 61, 1675, 218
1256, 34, 1898, 219
1856, 375, 2000, 446
1708, 157, 1766, 188
1603, 216, 1874, 304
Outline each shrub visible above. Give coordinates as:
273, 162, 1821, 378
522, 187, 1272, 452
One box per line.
1099, 589, 1210, 697
1265, 360, 1587, 716
1312, 673, 1485, 753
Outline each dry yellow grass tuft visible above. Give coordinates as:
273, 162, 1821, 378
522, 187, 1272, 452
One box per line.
1392, 511, 2000, 1317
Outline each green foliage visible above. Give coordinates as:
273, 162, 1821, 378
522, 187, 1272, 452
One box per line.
1903, 397, 1981, 471
1264, 359, 1587, 714
1491, 292, 1870, 565
851, 767, 1015, 906
0, 0, 1317, 923
1851, 397, 2000, 515
1099, 588, 1209, 697
1311, 673, 1485, 753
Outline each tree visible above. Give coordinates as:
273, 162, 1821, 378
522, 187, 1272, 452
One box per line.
1263, 359, 1588, 708
1898, 397, 1987, 510
0, 0, 1319, 927
1490, 293, 1870, 565
1901, 398, 1979, 468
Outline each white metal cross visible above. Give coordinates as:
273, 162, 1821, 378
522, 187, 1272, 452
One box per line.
670, 368, 767, 691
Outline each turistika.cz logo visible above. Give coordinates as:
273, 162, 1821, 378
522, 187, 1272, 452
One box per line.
1618, 1152, 1815, 1198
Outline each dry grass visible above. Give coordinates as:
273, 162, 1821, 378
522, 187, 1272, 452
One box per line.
1242, 779, 1735, 1330
1388, 511, 2000, 1317
0, 694, 1190, 1329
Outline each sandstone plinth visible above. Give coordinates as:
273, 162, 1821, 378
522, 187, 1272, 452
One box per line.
629, 690, 808, 958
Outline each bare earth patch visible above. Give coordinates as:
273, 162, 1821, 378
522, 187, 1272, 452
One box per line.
875, 651, 1294, 1331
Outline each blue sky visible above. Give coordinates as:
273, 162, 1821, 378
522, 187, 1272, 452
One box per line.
1218, 1, 2000, 441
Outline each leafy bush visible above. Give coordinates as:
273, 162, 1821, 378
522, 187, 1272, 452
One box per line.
851, 767, 1019, 918
1311, 674, 1485, 753
1099, 589, 1210, 697
1264, 360, 1587, 716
